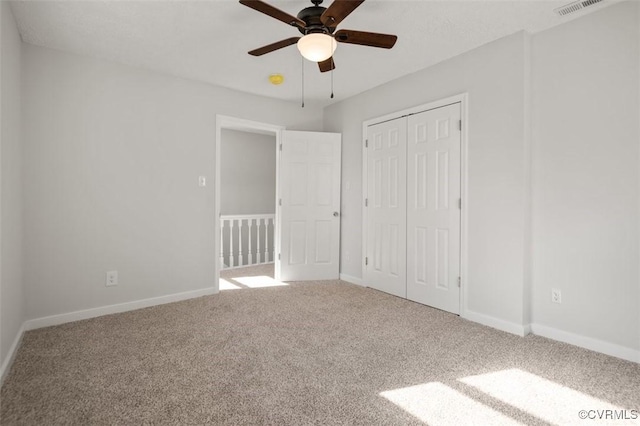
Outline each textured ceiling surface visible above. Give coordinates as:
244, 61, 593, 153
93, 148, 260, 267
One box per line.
10, 0, 615, 107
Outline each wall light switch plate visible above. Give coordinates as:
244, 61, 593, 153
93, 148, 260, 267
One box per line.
198, 176, 206, 187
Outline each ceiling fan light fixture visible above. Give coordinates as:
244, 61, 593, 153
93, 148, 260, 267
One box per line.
297, 33, 337, 62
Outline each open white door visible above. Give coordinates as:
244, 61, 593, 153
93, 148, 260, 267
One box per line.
277, 130, 341, 282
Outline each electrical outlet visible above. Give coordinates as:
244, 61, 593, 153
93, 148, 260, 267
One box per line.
551, 288, 561, 304
106, 270, 118, 287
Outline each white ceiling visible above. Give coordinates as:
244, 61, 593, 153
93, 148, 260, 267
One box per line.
10, 0, 616, 107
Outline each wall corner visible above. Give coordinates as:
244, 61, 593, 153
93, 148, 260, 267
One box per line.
522, 30, 533, 329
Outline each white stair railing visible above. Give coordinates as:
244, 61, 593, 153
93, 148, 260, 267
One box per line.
220, 214, 275, 270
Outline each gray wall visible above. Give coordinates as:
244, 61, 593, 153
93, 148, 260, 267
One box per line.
221, 129, 276, 215
0, 2, 24, 372
324, 31, 531, 330
21, 44, 322, 320
324, 1, 640, 354
531, 2, 639, 350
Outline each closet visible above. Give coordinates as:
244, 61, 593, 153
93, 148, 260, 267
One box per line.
364, 102, 462, 314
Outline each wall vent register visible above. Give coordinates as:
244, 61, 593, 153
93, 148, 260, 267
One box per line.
554, 0, 603, 16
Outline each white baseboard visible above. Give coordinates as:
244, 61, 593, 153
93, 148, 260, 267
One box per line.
339, 273, 364, 286
462, 309, 530, 337
530, 323, 640, 364
25, 286, 218, 331
1, 323, 26, 386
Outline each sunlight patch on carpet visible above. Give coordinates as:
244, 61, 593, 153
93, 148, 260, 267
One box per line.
234, 275, 288, 288
380, 382, 523, 426
219, 279, 241, 290
459, 369, 632, 426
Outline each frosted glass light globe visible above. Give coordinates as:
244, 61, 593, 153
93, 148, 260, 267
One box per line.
297, 33, 337, 62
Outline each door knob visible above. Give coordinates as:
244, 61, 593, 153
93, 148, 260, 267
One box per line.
333, 212, 340, 217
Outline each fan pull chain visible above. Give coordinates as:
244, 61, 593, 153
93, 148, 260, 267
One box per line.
301, 55, 305, 108
330, 65, 334, 99
329, 36, 334, 99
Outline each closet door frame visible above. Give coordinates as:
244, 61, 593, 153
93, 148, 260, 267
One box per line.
361, 93, 469, 316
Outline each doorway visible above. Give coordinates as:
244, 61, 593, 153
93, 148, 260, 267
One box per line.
215, 116, 343, 290
215, 116, 284, 291
220, 129, 277, 270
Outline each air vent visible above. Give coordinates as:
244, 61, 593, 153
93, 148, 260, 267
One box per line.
554, 0, 604, 16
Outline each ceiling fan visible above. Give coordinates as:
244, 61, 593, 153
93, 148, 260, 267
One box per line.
239, 0, 398, 73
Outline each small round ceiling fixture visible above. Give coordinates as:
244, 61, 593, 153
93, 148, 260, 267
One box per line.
269, 74, 285, 85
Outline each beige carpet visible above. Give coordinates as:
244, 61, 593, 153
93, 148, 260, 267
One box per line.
2, 265, 639, 425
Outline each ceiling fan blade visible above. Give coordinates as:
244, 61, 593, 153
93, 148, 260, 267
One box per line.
321, 0, 365, 27
318, 57, 336, 73
239, 0, 306, 28
248, 37, 300, 56
334, 29, 397, 49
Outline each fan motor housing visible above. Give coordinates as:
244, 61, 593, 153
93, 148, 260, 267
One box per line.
297, 6, 335, 34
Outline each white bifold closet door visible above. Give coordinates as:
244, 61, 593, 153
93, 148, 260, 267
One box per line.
365, 103, 461, 314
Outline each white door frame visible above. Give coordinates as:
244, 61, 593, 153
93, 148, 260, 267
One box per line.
361, 93, 469, 316
215, 115, 285, 291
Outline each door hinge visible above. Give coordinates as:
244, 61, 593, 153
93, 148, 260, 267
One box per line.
279, 143, 283, 151
365, 139, 368, 148
365, 257, 368, 266
278, 253, 281, 260
458, 276, 461, 287
458, 120, 462, 131
279, 198, 282, 206
458, 198, 462, 209
365, 198, 368, 207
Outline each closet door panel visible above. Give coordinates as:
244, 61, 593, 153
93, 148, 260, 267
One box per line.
406, 104, 461, 314
364, 117, 407, 298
